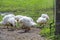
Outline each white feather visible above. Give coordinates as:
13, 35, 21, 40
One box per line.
41, 14, 49, 20
37, 17, 47, 24
19, 16, 37, 27
15, 15, 27, 21
0, 14, 17, 27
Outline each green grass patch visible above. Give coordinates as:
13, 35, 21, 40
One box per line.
40, 21, 55, 40
0, 0, 54, 12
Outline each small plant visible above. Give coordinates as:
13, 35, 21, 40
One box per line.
40, 20, 55, 40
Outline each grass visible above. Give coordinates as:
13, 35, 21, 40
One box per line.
0, 0, 53, 12
40, 22, 55, 40
0, 0, 54, 21
0, 0, 55, 40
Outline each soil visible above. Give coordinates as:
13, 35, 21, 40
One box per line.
0, 26, 46, 40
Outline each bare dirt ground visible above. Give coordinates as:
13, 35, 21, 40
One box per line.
0, 26, 46, 40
